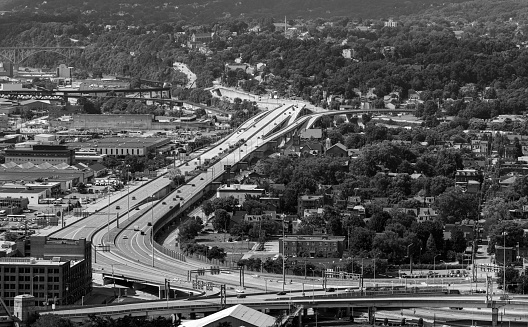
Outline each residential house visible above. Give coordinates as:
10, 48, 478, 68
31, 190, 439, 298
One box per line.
298, 195, 325, 214
300, 129, 323, 140
325, 143, 348, 157
417, 208, 438, 223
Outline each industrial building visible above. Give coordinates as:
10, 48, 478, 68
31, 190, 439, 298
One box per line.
0, 188, 48, 206
0, 236, 92, 308
72, 114, 153, 131
0, 167, 94, 190
4, 145, 75, 165
67, 137, 170, 157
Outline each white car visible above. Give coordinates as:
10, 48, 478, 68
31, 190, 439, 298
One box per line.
235, 289, 245, 294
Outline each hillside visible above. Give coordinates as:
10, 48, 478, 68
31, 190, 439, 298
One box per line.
0, 0, 470, 24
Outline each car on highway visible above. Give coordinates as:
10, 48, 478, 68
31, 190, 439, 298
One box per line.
276, 291, 286, 296
132, 196, 136, 200
22, 210, 32, 213
345, 288, 354, 293
135, 207, 140, 210
123, 235, 128, 239
235, 289, 244, 293
236, 294, 246, 298
116, 206, 121, 210
326, 288, 335, 292
162, 202, 166, 205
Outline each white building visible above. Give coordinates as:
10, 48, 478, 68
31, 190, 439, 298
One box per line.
180, 304, 276, 327
216, 184, 264, 205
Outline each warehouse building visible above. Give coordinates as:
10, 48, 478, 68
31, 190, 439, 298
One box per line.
67, 137, 170, 157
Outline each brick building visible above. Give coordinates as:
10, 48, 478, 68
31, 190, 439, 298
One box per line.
0, 236, 91, 308
279, 235, 345, 258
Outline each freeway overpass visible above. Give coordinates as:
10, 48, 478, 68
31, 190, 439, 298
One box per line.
48, 103, 449, 318
41, 292, 515, 323
50, 104, 303, 295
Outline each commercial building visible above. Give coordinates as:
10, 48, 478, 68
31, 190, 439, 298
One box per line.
0, 197, 29, 212
0, 236, 92, 308
0, 168, 93, 191
67, 137, 170, 157
0, 188, 48, 206
72, 114, 153, 131
216, 184, 264, 205
279, 235, 346, 258
5, 145, 75, 165
0, 62, 13, 77
56, 64, 72, 79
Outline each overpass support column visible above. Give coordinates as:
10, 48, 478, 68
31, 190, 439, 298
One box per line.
298, 307, 303, 327
368, 306, 376, 325
491, 307, 498, 327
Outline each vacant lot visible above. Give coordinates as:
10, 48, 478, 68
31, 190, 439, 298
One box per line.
196, 232, 255, 263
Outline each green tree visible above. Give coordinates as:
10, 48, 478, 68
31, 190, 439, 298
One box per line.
178, 218, 203, 243
426, 233, 437, 254
450, 227, 467, 253
497, 267, 519, 292
487, 221, 526, 254
213, 209, 230, 232
32, 314, 74, 327
433, 187, 479, 223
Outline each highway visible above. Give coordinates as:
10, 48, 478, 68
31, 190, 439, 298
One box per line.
50, 104, 307, 293
51, 105, 290, 240
42, 293, 517, 321
50, 103, 434, 300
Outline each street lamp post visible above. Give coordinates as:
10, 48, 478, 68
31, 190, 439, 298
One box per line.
433, 254, 440, 284
407, 243, 414, 275
151, 195, 155, 267
503, 231, 508, 297
282, 215, 286, 291
126, 165, 130, 223
106, 178, 111, 244
319, 263, 327, 291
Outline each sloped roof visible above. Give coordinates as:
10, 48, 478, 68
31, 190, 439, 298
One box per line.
300, 128, 322, 139
54, 162, 72, 169
36, 162, 53, 169
2, 162, 18, 168
89, 163, 107, 172
19, 162, 35, 169
181, 304, 276, 327
327, 142, 347, 152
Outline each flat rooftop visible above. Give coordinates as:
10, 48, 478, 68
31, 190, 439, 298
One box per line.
0, 258, 68, 266
0, 187, 45, 194
217, 184, 263, 191
0, 171, 84, 182
66, 137, 169, 149
281, 235, 346, 241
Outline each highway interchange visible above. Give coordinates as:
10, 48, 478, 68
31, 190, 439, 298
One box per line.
51, 103, 308, 294
44, 103, 522, 325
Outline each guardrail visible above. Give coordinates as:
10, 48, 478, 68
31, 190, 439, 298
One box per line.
153, 241, 185, 262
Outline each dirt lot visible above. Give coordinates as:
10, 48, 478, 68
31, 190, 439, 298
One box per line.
195, 232, 255, 262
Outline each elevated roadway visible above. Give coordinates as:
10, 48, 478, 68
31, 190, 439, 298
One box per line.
50, 104, 302, 293
51, 103, 425, 302
42, 293, 516, 322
